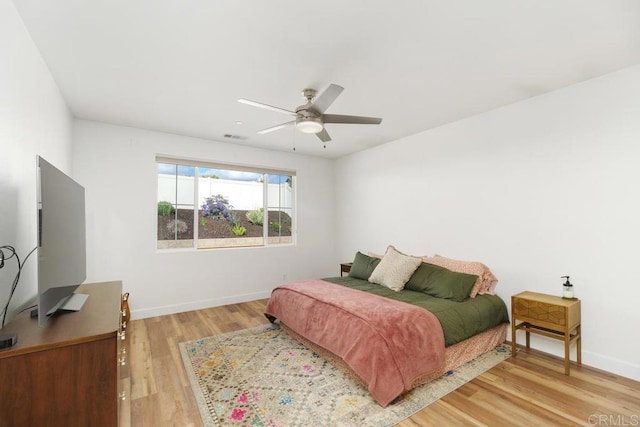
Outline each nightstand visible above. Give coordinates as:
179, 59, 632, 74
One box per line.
340, 263, 352, 277
511, 291, 581, 375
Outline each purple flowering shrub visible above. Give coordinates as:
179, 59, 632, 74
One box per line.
201, 194, 233, 221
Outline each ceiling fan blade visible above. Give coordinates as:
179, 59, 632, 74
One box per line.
312, 84, 344, 113
323, 114, 382, 125
257, 121, 295, 134
316, 128, 331, 143
238, 99, 295, 116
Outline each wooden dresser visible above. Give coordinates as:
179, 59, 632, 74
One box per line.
0, 281, 128, 427
511, 291, 581, 374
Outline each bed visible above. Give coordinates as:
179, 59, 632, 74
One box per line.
264, 247, 510, 407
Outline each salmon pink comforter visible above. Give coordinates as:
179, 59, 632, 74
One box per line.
264, 279, 445, 407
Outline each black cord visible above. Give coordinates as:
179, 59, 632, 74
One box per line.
19, 303, 38, 313
0, 245, 38, 327
0, 245, 16, 269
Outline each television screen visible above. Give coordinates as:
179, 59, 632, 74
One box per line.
37, 156, 86, 324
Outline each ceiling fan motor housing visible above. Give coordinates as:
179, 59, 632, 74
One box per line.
295, 102, 323, 133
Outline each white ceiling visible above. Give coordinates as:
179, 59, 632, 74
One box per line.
12, 1, 640, 159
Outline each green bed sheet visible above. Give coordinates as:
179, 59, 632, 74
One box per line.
323, 276, 510, 347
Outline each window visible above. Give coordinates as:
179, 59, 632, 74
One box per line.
156, 157, 294, 250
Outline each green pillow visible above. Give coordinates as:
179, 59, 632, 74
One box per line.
348, 252, 381, 280
405, 262, 478, 301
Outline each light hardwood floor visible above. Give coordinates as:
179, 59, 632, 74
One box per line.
127, 299, 640, 426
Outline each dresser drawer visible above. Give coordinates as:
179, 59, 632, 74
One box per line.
513, 297, 566, 326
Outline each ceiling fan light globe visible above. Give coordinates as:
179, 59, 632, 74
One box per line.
295, 119, 323, 134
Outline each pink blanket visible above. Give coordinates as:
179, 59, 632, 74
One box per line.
264, 279, 445, 407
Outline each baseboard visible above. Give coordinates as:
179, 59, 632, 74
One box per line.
582, 350, 640, 382
130, 290, 272, 320
508, 339, 640, 382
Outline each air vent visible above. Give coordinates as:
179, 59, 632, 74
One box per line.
223, 134, 247, 140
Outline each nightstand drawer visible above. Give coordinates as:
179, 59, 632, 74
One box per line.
513, 298, 566, 326
512, 291, 580, 330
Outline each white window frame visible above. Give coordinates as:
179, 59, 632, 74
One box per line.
156, 156, 296, 251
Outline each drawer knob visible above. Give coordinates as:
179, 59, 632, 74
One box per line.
121, 292, 131, 324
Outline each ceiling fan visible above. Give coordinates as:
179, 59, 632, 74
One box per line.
238, 84, 382, 143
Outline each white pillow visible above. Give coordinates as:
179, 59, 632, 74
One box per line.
368, 245, 422, 291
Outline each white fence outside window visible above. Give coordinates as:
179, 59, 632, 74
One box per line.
157, 174, 293, 210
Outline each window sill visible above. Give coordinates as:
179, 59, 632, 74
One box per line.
156, 236, 294, 252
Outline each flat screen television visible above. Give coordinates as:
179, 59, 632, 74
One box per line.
36, 156, 87, 324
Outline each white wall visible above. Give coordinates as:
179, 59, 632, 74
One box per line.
72, 120, 336, 319
0, 0, 72, 322
335, 65, 640, 381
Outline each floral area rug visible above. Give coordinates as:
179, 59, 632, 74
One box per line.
179, 323, 510, 427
